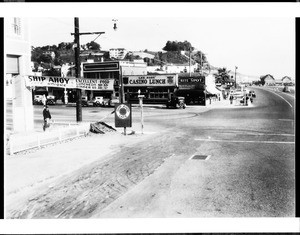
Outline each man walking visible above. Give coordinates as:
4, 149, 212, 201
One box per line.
43, 105, 52, 131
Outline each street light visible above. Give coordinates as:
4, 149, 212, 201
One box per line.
235, 66, 238, 88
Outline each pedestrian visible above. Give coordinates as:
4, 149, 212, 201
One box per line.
229, 95, 233, 104
42, 94, 47, 106
43, 105, 52, 131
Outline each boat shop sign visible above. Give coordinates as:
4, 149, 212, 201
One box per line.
25, 75, 114, 91
124, 74, 177, 87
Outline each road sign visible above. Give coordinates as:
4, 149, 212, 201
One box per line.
115, 103, 132, 128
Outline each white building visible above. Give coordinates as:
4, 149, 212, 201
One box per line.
120, 60, 147, 75
109, 48, 127, 60
5, 17, 34, 132
130, 51, 155, 59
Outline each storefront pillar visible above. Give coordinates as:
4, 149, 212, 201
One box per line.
64, 88, 68, 104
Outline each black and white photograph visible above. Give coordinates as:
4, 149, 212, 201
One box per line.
1, 2, 299, 234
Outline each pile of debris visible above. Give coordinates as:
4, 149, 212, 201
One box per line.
90, 121, 116, 134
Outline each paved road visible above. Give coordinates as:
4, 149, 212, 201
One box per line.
95, 87, 295, 217
5, 87, 295, 218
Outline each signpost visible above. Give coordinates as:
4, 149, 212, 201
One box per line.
138, 89, 145, 134
115, 103, 132, 135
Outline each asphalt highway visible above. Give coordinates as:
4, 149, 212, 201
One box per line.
5, 86, 295, 218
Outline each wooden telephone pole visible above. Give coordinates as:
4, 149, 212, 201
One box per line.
71, 17, 105, 122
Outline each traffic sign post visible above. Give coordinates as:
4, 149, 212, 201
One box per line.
138, 89, 145, 134
115, 103, 132, 135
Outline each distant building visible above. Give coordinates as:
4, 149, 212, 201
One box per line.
261, 74, 275, 86
282, 76, 293, 85
43, 50, 55, 60
109, 48, 127, 60
119, 60, 147, 75
164, 63, 198, 74
129, 51, 155, 60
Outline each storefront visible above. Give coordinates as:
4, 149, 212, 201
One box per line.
176, 75, 206, 105
123, 74, 178, 104
82, 61, 120, 101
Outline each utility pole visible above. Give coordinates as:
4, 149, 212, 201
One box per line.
74, 17, 82, 122
235, 66, 238, 89
200, 51, 202, 75
189, 47, 191, 76
71, 17, 105, 122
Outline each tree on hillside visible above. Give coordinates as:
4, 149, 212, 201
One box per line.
162, 40, 194, 51
58, 42, 74, 50
31, 47, 53, 64
193, 51, 207, 66
86, 41, 101, 51
214, 67, 233, 84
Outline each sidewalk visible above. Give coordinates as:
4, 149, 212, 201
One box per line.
5, 123, 163, 197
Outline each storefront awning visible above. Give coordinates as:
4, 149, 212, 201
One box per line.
206, 85, 221, 95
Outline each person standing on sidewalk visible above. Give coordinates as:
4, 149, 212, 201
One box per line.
43, 105, 52, 131
42, 94, 47, 106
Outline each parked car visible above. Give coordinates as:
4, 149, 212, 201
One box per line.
82, 96, 89, 107
109, 97, 120, 106
93, 96, 104, 107
46, 95, 56, 105
102, 98, 111, 107
33, 95, 43, 105
166, 96, 186, 109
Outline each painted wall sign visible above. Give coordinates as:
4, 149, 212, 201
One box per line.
115, 103, 132, 128
124, 74, 177, 87
178, 76, 205, 90
25, 75, 114, 91
76, 78, 114, 90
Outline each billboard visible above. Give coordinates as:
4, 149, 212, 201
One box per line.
25, 75, 114, 91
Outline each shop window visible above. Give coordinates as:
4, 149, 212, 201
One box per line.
6, 55, 19, 74
12, 18, 21, 35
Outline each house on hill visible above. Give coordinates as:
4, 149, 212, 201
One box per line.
261, 74, 275, 86
282, 76, 294, 85
130, 51, 155, 59
109, 48, 127, 60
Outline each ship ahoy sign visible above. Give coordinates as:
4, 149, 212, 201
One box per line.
25, 75, 114, 91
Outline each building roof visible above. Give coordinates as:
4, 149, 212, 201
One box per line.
261, 74, 275, 80
282, 76, 291, 81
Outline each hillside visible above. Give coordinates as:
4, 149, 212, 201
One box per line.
159, 51, 190, 64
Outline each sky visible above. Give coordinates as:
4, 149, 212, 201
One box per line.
27, 6, 296, 80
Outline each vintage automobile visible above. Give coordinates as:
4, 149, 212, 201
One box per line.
46, 95, 56, 105
33, 94, 56, 105
166, 96, 186, 109
92, 96, 104, 107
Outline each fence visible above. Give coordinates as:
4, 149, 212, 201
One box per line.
7, 122, 90, 155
